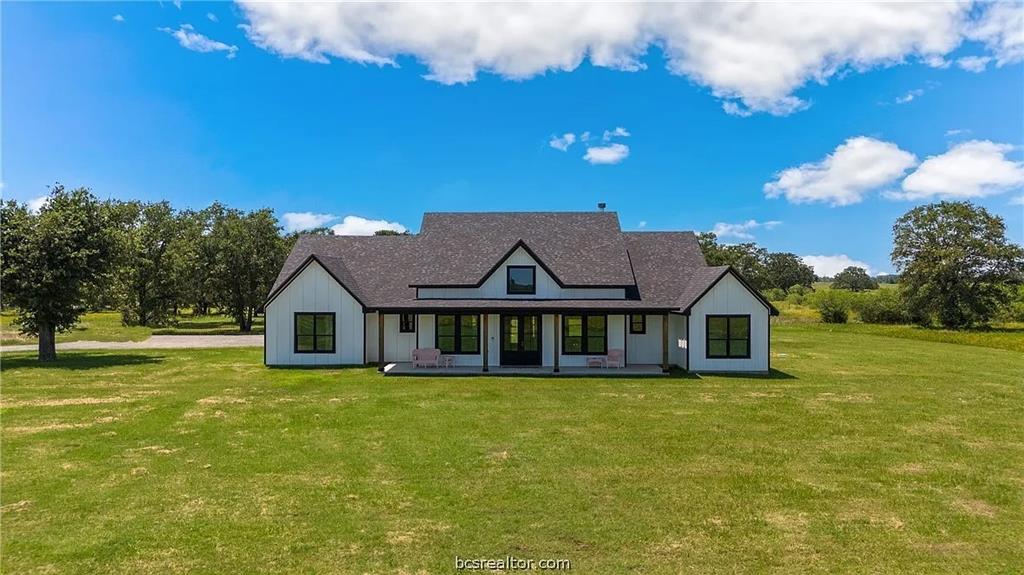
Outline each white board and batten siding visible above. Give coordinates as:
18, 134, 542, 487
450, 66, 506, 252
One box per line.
687, 273, 770, 372
364, 312, 418, 364
624, 314, 687, 369
417, 247, 625, 300
265, 260, 364, 366
625, 314, 662, 365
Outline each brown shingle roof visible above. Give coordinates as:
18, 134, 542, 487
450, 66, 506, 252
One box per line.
267, 212, 772, 313
413, 212, 634, 287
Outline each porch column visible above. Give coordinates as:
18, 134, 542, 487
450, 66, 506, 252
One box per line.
553, 313, 560, 373
482, 313, 489, 373
623, 314, 628, 367
377, 313, 385, 372
662, 313, 670, 373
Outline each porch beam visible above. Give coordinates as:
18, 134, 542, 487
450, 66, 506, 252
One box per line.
377, 313, 385, 373
482, 313, 489, 373
661, 313, 670, 373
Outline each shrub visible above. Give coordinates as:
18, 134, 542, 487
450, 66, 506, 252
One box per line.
785, 292, 807, 306
764, 287, 786, 302
787, 284, 812, 296
854, 289, 908, 324
812, 290, 851, 323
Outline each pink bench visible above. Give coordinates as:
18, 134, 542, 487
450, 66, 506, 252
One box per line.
587, 348, 625, 368
412, 348, 441, 368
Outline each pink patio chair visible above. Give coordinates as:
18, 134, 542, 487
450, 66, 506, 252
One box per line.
606, 349, 625, 368
412, 348, 441, 368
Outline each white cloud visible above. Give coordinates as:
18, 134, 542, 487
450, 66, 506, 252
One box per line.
922, 54, 951, 69
549, 133, 576, 152
237, 2, 984, 115
159, 24, 238, 59
602, 126, 630, 141
172, 0, 182, 9
282, 211, 336, 233
801, 254, 873, 277
207, 12, 219, 23
583, 143, 630, 165
1009, 194, 1024, 206
956, 55, 992, 72
711, 219, 782, 241
896, 140, 1024, 200
945, 128, 970, 137
113, 14, 125, 23
27, 196, 48, 214
580, 131, 591, 143
966, 2, 1024, 67
765, 137, 918, 206
894, 88, 924, 104
330, 215, 407, 236
637, 221, 647, 229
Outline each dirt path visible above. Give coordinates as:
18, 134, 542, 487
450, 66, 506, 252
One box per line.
0, 335, 262, 353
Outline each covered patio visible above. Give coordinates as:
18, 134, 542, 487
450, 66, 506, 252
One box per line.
382, 362, 668, 377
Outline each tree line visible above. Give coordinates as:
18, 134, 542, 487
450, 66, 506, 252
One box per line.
751, 202, 1023, 328
2, 187, 1021, 361
1, 185, 293, 360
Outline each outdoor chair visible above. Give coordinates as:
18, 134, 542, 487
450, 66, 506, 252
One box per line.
606, 348, 625, 368
412, 348, 441, 368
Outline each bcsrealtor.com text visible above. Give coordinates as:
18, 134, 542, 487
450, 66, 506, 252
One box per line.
455, 556, 572, 571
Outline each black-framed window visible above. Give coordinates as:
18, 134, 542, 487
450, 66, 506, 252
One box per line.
435, 314, 480, 354
562, 314, 607, 355
706, 315, 750, 359
506, 265, 536, 295
629, 314, 646, 334
399, 313, 416, 333
294, 312, 335, 354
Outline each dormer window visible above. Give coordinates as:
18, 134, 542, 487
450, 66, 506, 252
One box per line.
506, 265, 536, 295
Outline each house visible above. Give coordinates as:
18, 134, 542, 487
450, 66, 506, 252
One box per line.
264, 211, 778, 373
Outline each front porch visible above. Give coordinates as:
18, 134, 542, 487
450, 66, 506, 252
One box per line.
382, 362, 668, 377
369, 311, 684, 374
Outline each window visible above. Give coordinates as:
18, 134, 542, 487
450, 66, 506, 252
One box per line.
294, 312, 335, 354
629, 314, 646, 334
399, 313, 416, 333
506, 266, 536, 295
435, 314, 480, 354
706, 315, 750, 359
562, 314, 607, 355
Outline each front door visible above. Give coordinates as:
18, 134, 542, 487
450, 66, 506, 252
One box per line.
500, 314, 542, 366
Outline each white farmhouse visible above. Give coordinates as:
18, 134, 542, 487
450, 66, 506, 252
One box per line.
264, 212, 777, 374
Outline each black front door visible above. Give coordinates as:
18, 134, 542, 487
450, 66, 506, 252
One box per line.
500, 314, 542, 366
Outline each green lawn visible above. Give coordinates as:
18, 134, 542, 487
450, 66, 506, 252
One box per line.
2, 325, 1022, 573
0, 312, 152, 346
773, 301, 1024, 353
1, 311, 263, 345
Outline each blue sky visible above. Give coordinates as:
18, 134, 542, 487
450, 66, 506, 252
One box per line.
4, 2, 1023, 276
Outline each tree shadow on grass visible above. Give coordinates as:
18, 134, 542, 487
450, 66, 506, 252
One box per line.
687, 368, 797, 380
0, 353, 166, 372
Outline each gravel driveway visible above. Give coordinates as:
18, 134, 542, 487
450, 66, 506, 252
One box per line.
0, 335, 263, 353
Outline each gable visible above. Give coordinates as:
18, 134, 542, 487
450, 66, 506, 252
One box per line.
411, 212, 635, 287
681, 268, 778, 316
265, 256, 365, 309
417, 246, 626, 300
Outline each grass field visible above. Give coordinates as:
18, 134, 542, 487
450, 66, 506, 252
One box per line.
2, 324, 1022, 573
0, 312, 264, 346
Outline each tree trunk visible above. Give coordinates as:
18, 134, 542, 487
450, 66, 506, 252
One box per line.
240, 307, 254, 332
38, 322, 57, 362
